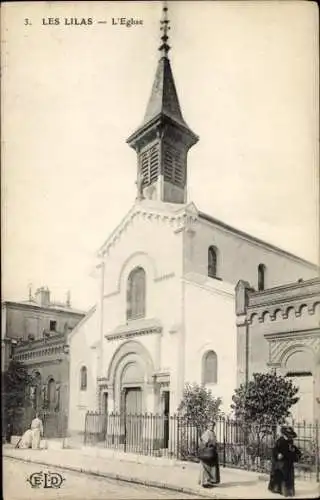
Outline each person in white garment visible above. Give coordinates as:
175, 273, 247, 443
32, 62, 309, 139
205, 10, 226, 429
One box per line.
17, 429, 33, 449
30, 413, 44, 449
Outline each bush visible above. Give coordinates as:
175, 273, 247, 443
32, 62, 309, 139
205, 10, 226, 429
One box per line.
178, 383, 222, 431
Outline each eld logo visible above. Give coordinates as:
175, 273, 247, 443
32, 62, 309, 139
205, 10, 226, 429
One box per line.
26, 471, 65, 489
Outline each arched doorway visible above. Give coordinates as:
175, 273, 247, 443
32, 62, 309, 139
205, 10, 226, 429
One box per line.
108, 340, 156, 413
285, 350, 314, 422
107, 341, 157, 450
121, 362, 144, 414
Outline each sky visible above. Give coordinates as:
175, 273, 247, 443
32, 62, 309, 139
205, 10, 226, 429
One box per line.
2, 1, 319, 310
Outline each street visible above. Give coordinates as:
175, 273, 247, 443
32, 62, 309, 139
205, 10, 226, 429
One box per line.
4, 458, 198, 500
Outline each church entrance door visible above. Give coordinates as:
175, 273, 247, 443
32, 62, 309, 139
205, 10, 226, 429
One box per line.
125, 387, 142, 413
124, 388, 142, 449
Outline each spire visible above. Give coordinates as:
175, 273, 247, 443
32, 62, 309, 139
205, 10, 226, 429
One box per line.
141, 1, 189, 130
127, 1, 199, 205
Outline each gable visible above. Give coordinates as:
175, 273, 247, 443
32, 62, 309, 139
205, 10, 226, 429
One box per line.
97, 199, 199, 258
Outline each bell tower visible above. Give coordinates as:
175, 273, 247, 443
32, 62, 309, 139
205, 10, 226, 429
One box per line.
127, 2, 198, 204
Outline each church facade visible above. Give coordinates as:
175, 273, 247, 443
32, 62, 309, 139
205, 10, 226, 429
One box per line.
68, 5, 318, 433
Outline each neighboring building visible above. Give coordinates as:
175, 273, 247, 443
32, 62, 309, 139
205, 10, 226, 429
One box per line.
68, 5, 318, 433
2, 286, 85, 416
235, 278, 320, 423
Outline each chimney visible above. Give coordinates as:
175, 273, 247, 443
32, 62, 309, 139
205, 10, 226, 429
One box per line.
35, 286, 51, 306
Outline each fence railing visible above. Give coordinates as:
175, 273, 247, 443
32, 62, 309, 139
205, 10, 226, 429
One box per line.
84, 412, 320, 481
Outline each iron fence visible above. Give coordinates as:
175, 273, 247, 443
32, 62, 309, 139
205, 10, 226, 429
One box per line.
84, 412, 320, 481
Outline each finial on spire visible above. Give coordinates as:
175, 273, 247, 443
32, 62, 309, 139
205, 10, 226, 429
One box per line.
28, 282, 33, 301
159, 0, 171, 58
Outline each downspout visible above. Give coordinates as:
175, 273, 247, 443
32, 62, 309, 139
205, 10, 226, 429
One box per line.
98, 260, 105, 379
245, 320, 249, 385
178, 215, 196, 404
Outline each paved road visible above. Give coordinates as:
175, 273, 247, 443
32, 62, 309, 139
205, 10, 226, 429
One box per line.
4, 458, 198, 500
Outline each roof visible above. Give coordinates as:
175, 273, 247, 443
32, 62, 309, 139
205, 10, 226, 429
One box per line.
199, 211, 318, 269
127, 55, 198, 148
97, 199, 317, 268
2, 299, 86, 316
142, 56, 188, 129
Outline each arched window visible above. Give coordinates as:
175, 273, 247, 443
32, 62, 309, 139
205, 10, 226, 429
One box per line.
202, 350, 218, 384
47, 378, 56, 410
208, 246, 218, 278
80, 366, 87, 391
127, 267, 146, 320
258, 264, 266, 291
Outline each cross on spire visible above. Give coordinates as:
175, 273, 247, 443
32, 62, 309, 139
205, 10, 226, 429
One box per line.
159, 1, 171, 58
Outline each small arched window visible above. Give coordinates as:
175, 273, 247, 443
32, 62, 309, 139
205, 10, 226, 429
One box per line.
258, 264, 266, 291
47, 378, 56, 409
202, 350, 218, 384
208, 246, 218, 278
127, 267, 146, 320
80, 366, 87, 391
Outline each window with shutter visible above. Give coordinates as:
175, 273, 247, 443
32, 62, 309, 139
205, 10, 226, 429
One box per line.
127, 267, 146, 320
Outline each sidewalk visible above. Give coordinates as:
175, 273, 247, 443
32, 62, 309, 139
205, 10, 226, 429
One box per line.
3, 444, 319, 499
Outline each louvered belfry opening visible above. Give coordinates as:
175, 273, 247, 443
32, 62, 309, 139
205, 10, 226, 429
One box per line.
139, 143, 160, 188
163, 141, 185, 187
138, 139, 186, 192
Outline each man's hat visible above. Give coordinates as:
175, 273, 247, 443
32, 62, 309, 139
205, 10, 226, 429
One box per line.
281, 426, 297, 439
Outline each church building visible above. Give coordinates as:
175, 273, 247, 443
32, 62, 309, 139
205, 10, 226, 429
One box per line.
68, 5, 318, 434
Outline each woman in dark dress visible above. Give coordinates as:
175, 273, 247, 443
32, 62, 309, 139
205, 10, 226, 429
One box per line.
268, 426, 301, 497
198, 422, 220, 488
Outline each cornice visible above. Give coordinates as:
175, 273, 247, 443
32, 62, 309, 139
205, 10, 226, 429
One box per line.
248, 280, 320, 309
246, 296, 320, 324
14, 358, 65, 367
2, 300, 86, 316
14, 333, 66, 352
105, 318, 163, 342
153, 371, 170, 384
264, 328, 320, 341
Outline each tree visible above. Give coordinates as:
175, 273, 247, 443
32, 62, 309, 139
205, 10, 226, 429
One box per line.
178, 382, 222, 431
177, 383, 222, 460
231, 372, 299, 462
2, 360, 34, 432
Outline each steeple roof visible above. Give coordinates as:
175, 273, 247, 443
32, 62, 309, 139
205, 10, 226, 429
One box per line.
127, 1, 197, 146
141, 1, 189, 130
142, 56, 189, 130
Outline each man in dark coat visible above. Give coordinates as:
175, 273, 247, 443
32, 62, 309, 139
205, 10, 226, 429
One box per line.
268, 426, 301, 497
